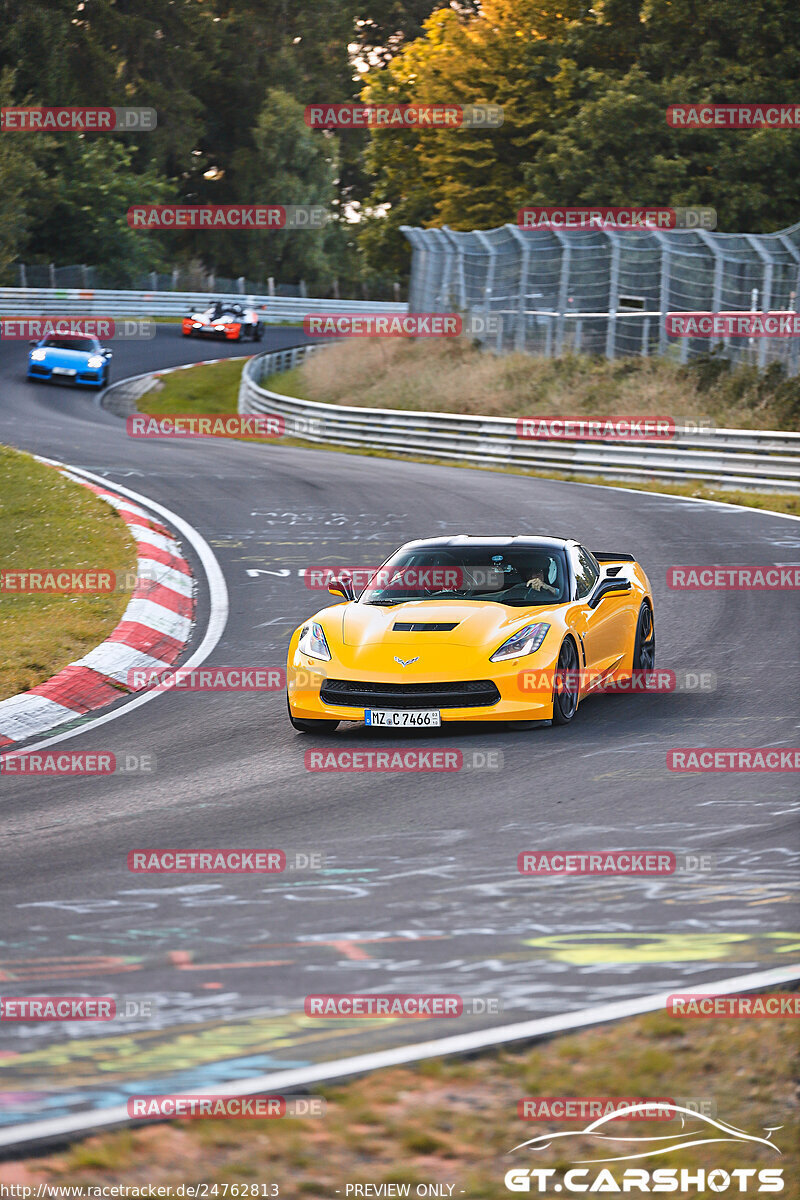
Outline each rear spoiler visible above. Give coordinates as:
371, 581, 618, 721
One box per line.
593, 552, 636, 563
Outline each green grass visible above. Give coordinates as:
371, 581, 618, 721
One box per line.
19, 997, 799, 1193
141, 357, 251, 417
0, 445, 137, 700
140, 357, 800, 518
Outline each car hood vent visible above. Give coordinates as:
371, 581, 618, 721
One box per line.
392, 622, 460, 632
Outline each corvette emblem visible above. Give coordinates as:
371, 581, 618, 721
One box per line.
394, 656, 419, 667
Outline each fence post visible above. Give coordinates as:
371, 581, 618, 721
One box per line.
604, 231, 620, 360
18, 263, 27, 287
473, 230, 497, 346
696, 230, 726, 358
779, 235, 800, 376
268, 277, 275, 298
506, 225, 530, 352
553, 230, 571, 357
81, 264, 89, 287
300, 279, 308, 299
49, 262, 56, 288
745, 234, 773, 370
652, 231, 672, 357
237, 276, 245, 294
171, 268, 179, 291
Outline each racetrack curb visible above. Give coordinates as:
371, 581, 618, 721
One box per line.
0, 463, 196, 749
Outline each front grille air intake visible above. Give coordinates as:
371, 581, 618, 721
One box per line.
320, 679, 501, 710
391, 622, 459, 632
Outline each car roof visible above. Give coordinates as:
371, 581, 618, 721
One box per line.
397, 535, 578, 551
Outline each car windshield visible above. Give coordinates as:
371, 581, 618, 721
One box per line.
42, 337, 96, 351
359, 545, 569, 607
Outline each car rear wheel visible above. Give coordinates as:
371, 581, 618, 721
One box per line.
632, 601, 655, 671
552, 637, 580, 725
287, 698, 339, 734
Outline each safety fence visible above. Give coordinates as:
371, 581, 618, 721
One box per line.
401, 221, 800, 374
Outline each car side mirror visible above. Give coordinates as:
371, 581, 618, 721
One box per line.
102, 349, 113, 358
328, 577, 354, 600
587, 576, 632, 609
29, 340, 37, 346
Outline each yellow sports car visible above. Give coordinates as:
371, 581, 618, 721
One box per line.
286, 536, 654, 732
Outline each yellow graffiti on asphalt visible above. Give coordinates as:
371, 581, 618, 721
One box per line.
521, 931, 800, 964
0, 1011, 408, 1083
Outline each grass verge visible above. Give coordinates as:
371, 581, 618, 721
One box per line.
6, 999, 797, 1191
0, 446, 137, 700
138, 359, 800, 518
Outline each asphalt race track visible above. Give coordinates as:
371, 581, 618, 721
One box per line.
0, 324, 798, 1135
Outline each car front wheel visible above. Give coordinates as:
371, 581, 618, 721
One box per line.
552, 637, 580, 725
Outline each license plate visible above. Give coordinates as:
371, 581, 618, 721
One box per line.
365, 709, 441, 727
52, 367, 76, 376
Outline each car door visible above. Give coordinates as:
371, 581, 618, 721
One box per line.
568, 546, 629, 681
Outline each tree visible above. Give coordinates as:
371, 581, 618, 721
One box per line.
0, 69, 47, 281
24, 138, 173, 284
180, 90, 338, 289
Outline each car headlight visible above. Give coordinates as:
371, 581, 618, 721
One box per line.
298, 621, 332, 661
30, 349, 46, 361
490, 622, 550, 662
86, 355, 105, 368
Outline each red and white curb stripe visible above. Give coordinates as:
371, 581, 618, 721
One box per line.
0, 466, 196, 749
153, 356, 253, 374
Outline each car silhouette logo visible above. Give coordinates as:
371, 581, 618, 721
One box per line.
394, 657, 419, 667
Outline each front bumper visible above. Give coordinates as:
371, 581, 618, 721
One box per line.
287, 652, 556, 723
27, 364, 105, 387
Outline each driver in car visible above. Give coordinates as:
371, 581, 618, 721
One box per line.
526, 565, 559, 596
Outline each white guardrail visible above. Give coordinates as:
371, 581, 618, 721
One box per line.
239, 345, 800, 492
0, 287, 407, 321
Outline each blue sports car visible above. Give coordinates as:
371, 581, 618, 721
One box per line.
27, 334, 112, 388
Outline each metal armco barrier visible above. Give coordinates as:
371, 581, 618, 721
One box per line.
239, 346, 800, 492
0, 288, 407, 321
